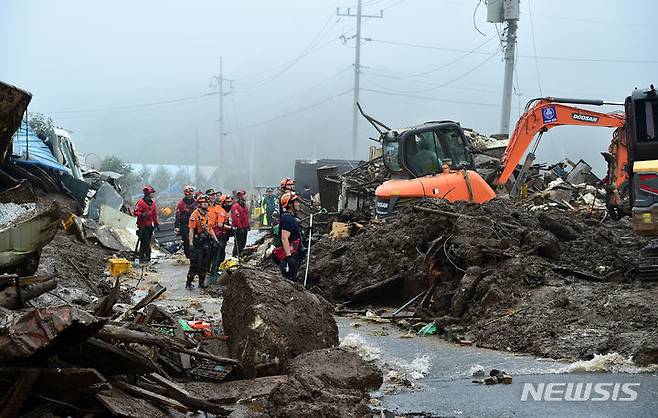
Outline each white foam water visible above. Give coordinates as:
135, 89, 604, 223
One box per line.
340, 333, 382, 362
562, 353, 658, 374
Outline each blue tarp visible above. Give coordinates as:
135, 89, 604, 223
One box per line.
12, 121, 71, 175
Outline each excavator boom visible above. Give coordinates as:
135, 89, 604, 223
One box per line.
495, 99, 626, 186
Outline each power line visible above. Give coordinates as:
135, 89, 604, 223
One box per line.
361, 88, 499, 107
44, 92, 218, 115
235, 15, 344, 89
362, 71, 500, 94
368, 38, 658, 64
226, 88, 353, 133
367, 36, 496, 78
362, 47, 501, 94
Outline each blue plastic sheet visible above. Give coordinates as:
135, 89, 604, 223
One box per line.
12, 121, 71, 175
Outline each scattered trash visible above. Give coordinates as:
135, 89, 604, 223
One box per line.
418, 322, 438, 336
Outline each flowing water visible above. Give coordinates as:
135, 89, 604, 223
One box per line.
337, 317, 658, 417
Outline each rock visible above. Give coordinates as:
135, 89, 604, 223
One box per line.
522, 230, 561, 259
182, 376, 290, 404
479, 284, 505, 308
286, 347, 383, 392
484, 376, 497, 385
538, 213, 581, 241
501, 374, 513, 384
450, 267, 483, 317
222, 268, 339, 378
632, 332, 658, 366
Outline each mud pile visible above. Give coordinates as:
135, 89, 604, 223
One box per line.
309, 198, 658, 364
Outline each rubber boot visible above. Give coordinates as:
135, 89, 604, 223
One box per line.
199, 275, 208, 289
186, 275, 195, 289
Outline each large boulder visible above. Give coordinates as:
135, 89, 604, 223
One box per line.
266, 347, 382, 418
286, 347, 383, 391
222, 268, 338, 377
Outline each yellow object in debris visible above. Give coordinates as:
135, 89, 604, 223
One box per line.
642, 213, 653, 223
108, 257, 131, 276
61, 213, 77, 231
330, 222, 350, 240
160, 206, 174, 218
633, 160, 658, 173
220, 257, 240, 271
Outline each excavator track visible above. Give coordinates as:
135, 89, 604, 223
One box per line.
637, 243, 658, 281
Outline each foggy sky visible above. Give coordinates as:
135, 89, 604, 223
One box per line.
2, 0, 657, 188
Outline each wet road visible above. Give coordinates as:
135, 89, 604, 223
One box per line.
337, 318, 658, 417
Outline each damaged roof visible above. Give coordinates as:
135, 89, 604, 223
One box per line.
0, 81, 32, 164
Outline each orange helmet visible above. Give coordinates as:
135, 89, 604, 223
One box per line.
219, 194, 233, 205
280, 177, 295, 190
280, 191, 301, 208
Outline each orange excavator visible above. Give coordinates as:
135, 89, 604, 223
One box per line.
365, 85, 658, 235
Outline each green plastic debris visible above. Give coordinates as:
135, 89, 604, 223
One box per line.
179, 319, 193, 331
418, 322, 438, 336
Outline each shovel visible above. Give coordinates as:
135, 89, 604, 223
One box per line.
303, 208, 326, 289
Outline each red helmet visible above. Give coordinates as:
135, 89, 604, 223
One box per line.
236, 190, 247, 198
280, 191, 301, 208
196, 194, 210, 204
280, 177, 295, 190
143, 185, 155, 194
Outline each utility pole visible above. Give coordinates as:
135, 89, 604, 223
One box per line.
195, 126, 200, 186
337, 2, 383, 159
218, 57, 224, 187
488, 0, 520, 137
212, 57, 232, 187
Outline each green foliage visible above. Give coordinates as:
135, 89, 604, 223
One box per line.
151, 165, 173, 192
100, 156, 132, 175
28, 113, 54, 138
100, 155, 139, 199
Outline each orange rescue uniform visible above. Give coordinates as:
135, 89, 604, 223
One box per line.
188, 208, 213, 235
209, 205, 230, 236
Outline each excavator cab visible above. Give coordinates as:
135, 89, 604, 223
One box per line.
381, 122, 476, 179
626, 85, 658, 235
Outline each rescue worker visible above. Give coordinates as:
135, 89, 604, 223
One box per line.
279, 177, 295, 194
186, 195, 218, 289
174, 185, 196, 258
134, 185, 159, 262
261, 188, 277, 227
272, 192, 304, 281
209, 194, 234, 280
206, 188, 218, 205
301, 184, 313, 200
231, 190, 250, 257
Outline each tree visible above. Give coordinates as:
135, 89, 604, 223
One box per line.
151, 165, 173, 193
100, 156, 132, 175
28, 112, 54, 138
173, 167, 193, 190
100, 155, 139, 199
